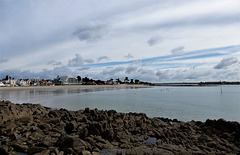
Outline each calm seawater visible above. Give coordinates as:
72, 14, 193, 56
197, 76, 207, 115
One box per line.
0, 85, 239, 122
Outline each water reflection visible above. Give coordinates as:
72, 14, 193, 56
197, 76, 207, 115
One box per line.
0, 85, 239, 122
0, 86, 144, 104
51, 86, 140, 95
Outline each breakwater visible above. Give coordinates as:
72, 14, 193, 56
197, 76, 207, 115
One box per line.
0, 101, 239, 154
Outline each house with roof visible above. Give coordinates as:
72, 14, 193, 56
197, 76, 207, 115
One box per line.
3, 79, 17, 86
54, 76, 79, 85
0, 81, 5, 87
16, 79, 30, 86
1, 75, 17, 86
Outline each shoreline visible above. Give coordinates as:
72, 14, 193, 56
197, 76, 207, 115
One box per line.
1, 84, 239, 91
0, 84, 152, 90
0, 101, 239, 154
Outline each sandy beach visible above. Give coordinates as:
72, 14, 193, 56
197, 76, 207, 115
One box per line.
0, 84, 152, 91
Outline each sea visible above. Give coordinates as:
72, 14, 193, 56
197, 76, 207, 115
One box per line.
0, 85, 239, 122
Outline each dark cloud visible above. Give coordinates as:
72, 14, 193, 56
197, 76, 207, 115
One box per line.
214, 57, 238, 69
0, 69, 26, 79
97, 56, 109, 62
102, 67, 125, 75
156, 70, 168, 80
73, 21, 108, 42
0, 66, 73, 79
68, 54, 84, 67
47, 60, 62, 66
84, 59, 94, 64
0, 59, 8, 64
138, 68, 154, 75
124, 53, 134, 59
147, 35, 162, 46
125, 66, 138, 74
77, 66, 90, 71
131, 60, 149, 66
171, 46, 185, 54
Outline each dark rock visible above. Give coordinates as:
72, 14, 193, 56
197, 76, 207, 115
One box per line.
64, 148, 75, 154
107, 110, 117, 117
9, 132, 18, 140
48, 111, 59, 117
1, 101, 240, 154
17, 116, 33, 123
34, 149, 50, 155
90, 109, 97, 117
28, 146, 47, 154
56, 134, 86, 152
38, 123, 51, 130
84, 108, 90, 113
73, 145, 85, 154
0, 145, 8, 155
65, 120, 77, 134
11, 142, 28, 153
102, 129, 115, 141
88, 123, 101, 136
85, 137, 95, 145
82, 150, 91, 155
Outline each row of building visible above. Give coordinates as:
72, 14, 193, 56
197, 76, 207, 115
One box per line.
0, 75, 146, 87
0, 78, 53, 87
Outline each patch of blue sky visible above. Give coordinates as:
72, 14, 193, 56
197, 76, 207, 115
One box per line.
81, 60, 135, 68
150, 62, 207, 69
140, 45, 238, 63
173, 53, 225, 61
81, 45, 239, 68
141, 55, 173, 62
182, 44, 240, 56
156, 65, 182, 69
80, 53, 216, 68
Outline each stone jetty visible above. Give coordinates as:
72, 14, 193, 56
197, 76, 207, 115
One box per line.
0, 101, 239, 154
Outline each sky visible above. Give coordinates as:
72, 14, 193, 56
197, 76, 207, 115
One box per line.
0, 0, 240, 82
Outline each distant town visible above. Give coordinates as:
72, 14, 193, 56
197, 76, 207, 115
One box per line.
0, 75, 239, 87
0, 75, 150, 87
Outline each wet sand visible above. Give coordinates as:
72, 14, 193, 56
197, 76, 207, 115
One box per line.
0, 84, 151, 91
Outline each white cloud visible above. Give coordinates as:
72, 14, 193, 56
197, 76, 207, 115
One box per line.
124, 53, 134, 59
115, 0, 240, 30
1, 0, 240, 82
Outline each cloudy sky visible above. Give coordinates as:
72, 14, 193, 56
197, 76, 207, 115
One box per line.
0, 0, 240, 82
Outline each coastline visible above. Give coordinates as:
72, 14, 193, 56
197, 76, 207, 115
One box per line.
0, 84, 152, 91
0, 101, 239, 154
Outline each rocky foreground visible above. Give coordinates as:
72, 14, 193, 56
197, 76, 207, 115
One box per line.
0, 101, 239, 155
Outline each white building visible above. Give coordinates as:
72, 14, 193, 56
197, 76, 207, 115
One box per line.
16, 79, 30, 86
54, 76, 80, 85
0, 82, 5, 87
